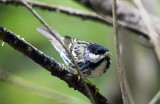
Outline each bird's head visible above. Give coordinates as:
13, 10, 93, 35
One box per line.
86, 44, 111, 63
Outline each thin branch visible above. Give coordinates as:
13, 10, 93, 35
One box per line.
0, 0, 100, 20
0, 0, 112, 25
74, 0, 151, 37
0, 69, 88, 104
0, 0, 149, 41
0, 26, 110, 104
19, 0, 95, 103
112, 0, 129, 104
149, 90, 160, 104
132, 0, 160, 64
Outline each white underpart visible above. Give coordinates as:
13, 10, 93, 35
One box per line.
89, 53, 104, 63
89, 60, 107, 77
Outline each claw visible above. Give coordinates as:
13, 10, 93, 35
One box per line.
72, 71, 99, 95
94, 87, 99, 95
84, 78, 99, 95
67, 68, 80, 81
75, 72, 81, 81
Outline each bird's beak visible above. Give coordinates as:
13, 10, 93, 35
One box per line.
102, 52, 111, 57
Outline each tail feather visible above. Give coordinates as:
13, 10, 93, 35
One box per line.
37, 27, 64, 53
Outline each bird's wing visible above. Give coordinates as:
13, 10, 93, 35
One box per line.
63, 36, 91, 61
37, 27, 64, 53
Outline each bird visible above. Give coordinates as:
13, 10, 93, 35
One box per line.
37, 27, 111, 78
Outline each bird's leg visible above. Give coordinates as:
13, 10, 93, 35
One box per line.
73, 72, 99, 95
72, 71, 99, 95
75, 72, 81, 81
68, 68, 81, 81
84, 78, 99, 95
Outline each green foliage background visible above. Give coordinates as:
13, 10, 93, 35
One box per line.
0, 0, 117, 104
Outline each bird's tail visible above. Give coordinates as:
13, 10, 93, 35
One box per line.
37, 27, 64, 53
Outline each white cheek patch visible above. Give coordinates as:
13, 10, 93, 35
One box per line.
89, 53, 104, 63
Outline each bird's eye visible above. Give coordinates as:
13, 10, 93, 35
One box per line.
97, 50, 105, 54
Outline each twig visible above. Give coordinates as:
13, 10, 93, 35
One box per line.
149, 90, 160, 104
0, 0, 100, 21
0, 69, 88, 104
112, 0, 129, 104
0, 26, 110, 104
132, 0, 160, 64
0, 0, 112, 25
0, 0, 149, 41
20, 0, 95, 103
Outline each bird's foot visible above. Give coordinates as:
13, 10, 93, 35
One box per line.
84, 78, 99, 95
74, 72, 99, 95
67, 68, 80, 80
75, 72, 81, 81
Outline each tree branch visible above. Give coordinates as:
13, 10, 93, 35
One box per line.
149, 90, 160, 104
112, 0, 129, 104
132, 0, 160, 64
0, 0, 112, 25
19, 0, 95, 103
0, 0, 150, 41
0, 26, 111, 104
75, 0, 160, 40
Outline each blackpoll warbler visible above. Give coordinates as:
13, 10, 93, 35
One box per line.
37, 28, 111, 78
